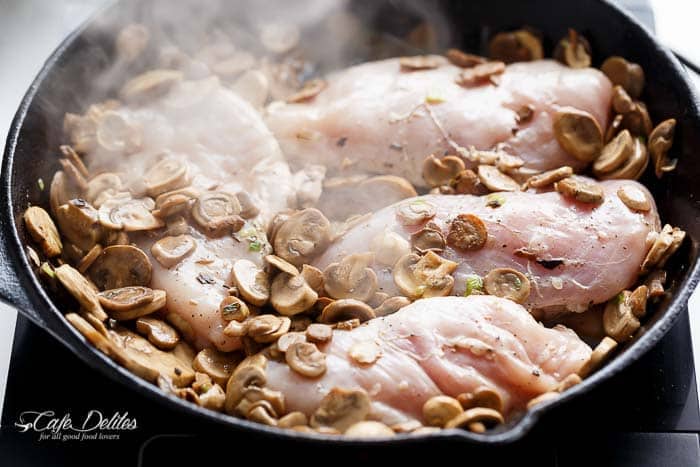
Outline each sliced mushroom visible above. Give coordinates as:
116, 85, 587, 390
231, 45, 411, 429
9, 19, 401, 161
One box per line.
477, 165, 519, 192
444, 407, 504, 430
270, 270, 318, 316
524, 166, 573, 189
396, 200, 436, 226
553, 108, 603, 162
611, 85, 635, 114
85, 173, 122, 205
447, 214, 488, 251
277, 411, 308, 429
247, 314, 291, 343
373, 296, 411, 317
645, 270, 667, 298
423, 395, 464, 427
457, 386, 504, 413
451, 169, 484, 195
98, 285, 154, 311
621, 102, 653, 137
65, 313, 114, 356
305, 323, 333, 343
286, 78, 326, 103
599, 136, 649, 180
265, 254, 299, 276
77, 244, 103, 273
601, 56, 645, 99
150, 234, 196, 268
58, 158, 88, 191
120, 69, 183, 102
411, 226, 446, 253
335, 318, 361, 331
605, 114, 625, 143
489, 29, 543, 63
88, 244, 152, 290
55, 264, 106, 320
144, 159, 188, 197
98, 196, 163, 232
399, 55, 442, 71
285, 341, 326, 378
554, 176, 605, 204
231, 259, 270, 306
320, 299, 376, 324
106, 289, 166, 321
553, 29, 591, 69
24, 206, 62, 257
393, 252, 458, 299
219, 296, 249, 322
526, 392, 560, 410
648, 119, 677, 178
603, 294, 640, 343
422, 154, 466, 187
344, 421, 395, 438
55, 199, 102, 251
617, 184, 651, 211
641, 224, 685, 274
50, 171, 81, 216
348, 341, 382, 365
276, 331, 307, 353
225, 354, 268, 414
483, 268, 530, 304
273, 208, 330, 267
446, 48, 486, 68
455, 61, 506, 87
153, 192, 192, 219
192, 348, 241, 387
310, 387, 371, 432
593, 130, 634, 176
577, 336, 618, 377
323, 253, 378, 301
192, 191, 244, 236
134, 317, 179, 350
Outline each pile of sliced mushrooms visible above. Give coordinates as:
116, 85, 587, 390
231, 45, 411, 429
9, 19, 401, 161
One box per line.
22, 23, 685, 438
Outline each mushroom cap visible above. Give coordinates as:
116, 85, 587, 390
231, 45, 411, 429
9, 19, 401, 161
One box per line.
88, 244, 152, 290
270, 272, 318, 316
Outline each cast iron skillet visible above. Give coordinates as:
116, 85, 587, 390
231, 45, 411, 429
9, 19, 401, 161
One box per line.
0, 0, 699, 445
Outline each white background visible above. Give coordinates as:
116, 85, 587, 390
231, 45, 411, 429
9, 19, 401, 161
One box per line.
0, 0, 698, 421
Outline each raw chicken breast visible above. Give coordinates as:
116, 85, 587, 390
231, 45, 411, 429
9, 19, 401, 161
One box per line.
266, 295, 592, 423
266, 58, 613, 187
315, 179, 659, 313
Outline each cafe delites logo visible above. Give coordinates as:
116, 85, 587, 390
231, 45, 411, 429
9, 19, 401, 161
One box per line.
15, 410, 138, 441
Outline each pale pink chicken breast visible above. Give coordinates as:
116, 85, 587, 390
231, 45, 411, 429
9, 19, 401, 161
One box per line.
266, 295, 592, 424
265, 58, 613, 187
315, 179, 659, 313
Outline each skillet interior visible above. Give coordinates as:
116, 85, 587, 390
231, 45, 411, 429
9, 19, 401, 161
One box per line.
1, 0, 699, 445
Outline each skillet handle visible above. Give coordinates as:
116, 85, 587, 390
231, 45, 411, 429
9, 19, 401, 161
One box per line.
0, 215, 49, 329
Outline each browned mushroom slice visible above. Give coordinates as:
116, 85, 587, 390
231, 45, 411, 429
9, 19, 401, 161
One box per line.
98, 196, 163, 232
323, 253, 378, 301
236, 191, 261, 219
611, 85, 635, 114
373, 296, 411, 318
305, 323, 333, 343
270, 270, 318, 316
144, 159, 188, 197
151, 234, 196, 268
109, 326, 194, 387
399, 55, 442, 71
488, 29, 543, 63
483, 268, 530, 304
411, 226, 446, 253
577, 336, 618, 377
273, 208, 331, 267
121, 69, 183, 102
276, 331, 307, 353
455, 61, 506, 87
135, 317, 179, 350
457, 386, 504, 413
55, 199, 102, 251
192, 348, 242, 386
286, 342, 327, 378
393, 251, 457, 299
552, 108, 603, 162
444, 407, 504, 430
88, 244, 152, 290
445, 48, 486, 68
598, 137, 649, 180
55, 264, 106, 320
526, 392, 560, 410
605, 114, 625, 143
617, 184, 651, 212
50, 171, 81, 216
225, 354, 268, 414
621, 102, 653, 137
247, 314, 291, 343
593, 130, 634, 176
320, 299, 376, 324
192, 191, 243, 236
603, 294, 640, 342
451, 169, 485, 195
523, 166, 573, 189
85, 173, 122, 205
219, 296, 250, 322
648, 119, 677, 178
554, 177, 605, 204
641, 224, 686, 273
98, 286, 154, 311
310, 387, 371, 432
423, 395, 464, 427
231, 259, 270, 306
153, 192, 194, 219
477, 165, 519, 192
65, 313, 114, 356
422, 155, 465, 188
447, 214, 488, 251
286, 79, 327, 103
58, 158, 88, 191
553, 29, 591, 69
107, 289, 166, 321
601, 56, 645, 99
24, 206, 62, 257
395, 200, 437, 226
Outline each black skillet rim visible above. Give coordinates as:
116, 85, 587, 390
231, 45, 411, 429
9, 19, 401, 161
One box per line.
1, 0, 699, 445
